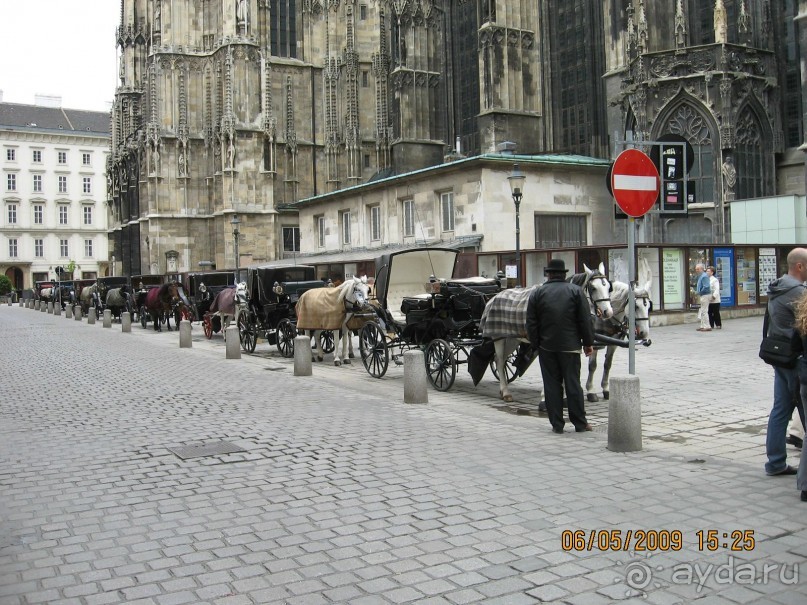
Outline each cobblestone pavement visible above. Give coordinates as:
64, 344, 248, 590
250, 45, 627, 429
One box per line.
1, 304, 805, 605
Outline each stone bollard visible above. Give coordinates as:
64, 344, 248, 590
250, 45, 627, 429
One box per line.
65, 305, 73, 319
225, 326, 241, 359
294, 335, 312, 376
179, 320, 192, 348
19, 299, 23, 307
35, 300, 41, 311
54, 304, 61, 316
6, 297, 10, 306
607, 375, 642, 452
88, 308, 96, 325
103, 309, 112, 328
74, 306, 82, 321
403, 350, 429, 404
40, 302, 46, 312
121, 312, 132, 333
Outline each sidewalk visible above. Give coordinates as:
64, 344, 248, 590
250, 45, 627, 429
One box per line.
0, 305, 804, 604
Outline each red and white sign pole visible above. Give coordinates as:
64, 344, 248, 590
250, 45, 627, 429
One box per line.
610, 149, 660, 374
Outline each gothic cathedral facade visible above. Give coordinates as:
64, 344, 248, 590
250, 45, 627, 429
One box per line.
108, 1, 802, 273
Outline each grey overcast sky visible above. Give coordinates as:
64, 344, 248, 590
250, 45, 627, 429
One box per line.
0, 0, 119, 112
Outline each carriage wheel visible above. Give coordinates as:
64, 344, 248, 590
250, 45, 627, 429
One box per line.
276, 318, 296, 358
489, 350, 519, 384
319, 330, 335, 354
425, 339, 456, 391
203, 314, 214, 339
360, 323, 389, 378
238, 311, 257, 353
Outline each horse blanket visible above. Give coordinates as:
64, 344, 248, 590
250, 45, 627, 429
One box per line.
479, 286, 538, 340
296, 288, 345, 330
106, 288, 128, 308
209, 287, 237, 316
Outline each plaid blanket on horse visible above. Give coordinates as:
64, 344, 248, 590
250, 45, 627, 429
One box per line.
296, 288, 346, 330
479, 286, 538, 340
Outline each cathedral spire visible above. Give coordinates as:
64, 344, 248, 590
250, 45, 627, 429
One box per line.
637, 0, 648, 54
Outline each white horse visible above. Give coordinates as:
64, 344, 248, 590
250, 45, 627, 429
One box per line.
479, 263, 614, 403
296, 276, 370, 366
585, 280, 652, 401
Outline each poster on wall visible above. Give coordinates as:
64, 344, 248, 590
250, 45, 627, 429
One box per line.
758, 248, 778, 292
662, 249, 684, 310
713, 247, 735, 308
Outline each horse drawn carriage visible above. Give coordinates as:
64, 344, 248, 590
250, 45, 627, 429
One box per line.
237, 265, 327, 356
96, 276, 132, 321
357, 248, 503, 391
181, 271, 237, 323
130, 274, 169, 324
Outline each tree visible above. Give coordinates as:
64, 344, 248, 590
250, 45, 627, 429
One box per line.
0, 275, 12, 296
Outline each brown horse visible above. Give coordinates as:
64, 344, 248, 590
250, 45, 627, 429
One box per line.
144, 282, 190, 332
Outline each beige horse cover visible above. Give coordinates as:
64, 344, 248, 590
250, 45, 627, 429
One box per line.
295, 288, 345, 330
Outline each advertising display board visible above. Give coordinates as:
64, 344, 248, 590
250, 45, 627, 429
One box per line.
713, 247, 735, 308
662, 249, 685, 310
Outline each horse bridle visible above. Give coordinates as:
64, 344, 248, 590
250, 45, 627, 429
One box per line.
584, 272, 612, 318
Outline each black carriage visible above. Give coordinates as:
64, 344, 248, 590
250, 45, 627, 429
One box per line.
237, 265, 326, 356
97, 276, 132, 320
359, 248, 503, 391
181, 271, 237, 322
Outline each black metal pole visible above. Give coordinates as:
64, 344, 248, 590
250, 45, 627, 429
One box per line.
514, 194, 522, 286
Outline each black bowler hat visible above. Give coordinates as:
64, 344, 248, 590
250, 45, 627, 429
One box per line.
544, 258, 569, 274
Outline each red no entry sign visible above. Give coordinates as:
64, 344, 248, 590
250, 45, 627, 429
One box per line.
610, 149, 660, 217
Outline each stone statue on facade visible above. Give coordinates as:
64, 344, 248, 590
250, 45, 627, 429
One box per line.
154, 0, 161, 32
714, 0, 728, 44
722, 155, 736, 198
236, 0, 249, 34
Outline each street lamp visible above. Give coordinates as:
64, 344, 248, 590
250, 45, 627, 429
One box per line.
508, 163, 526, 286
230, 213, 241, 273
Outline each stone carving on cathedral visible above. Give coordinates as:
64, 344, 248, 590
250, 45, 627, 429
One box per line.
721, 155, 736, 198
237, 0, 249, 34
154, 0, 161, 32
714, 0, 728, 44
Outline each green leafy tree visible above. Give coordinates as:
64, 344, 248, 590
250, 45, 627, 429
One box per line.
0, 275, 12, 296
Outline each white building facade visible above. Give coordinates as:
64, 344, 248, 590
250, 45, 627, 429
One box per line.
0, 98, 111, 291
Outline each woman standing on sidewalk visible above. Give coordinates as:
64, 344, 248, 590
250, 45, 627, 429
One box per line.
792, 292, 807, 501
707, 266, 722, 329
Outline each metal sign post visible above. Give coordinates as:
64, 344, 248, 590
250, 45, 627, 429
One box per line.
610, 149, 660, 375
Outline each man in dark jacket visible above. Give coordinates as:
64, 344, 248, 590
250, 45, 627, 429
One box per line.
764, 247, 807, 476
526, 259, 595, 434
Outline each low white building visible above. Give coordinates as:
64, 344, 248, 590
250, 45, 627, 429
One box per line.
279, 152, 621, 284
0, 96, 111, 290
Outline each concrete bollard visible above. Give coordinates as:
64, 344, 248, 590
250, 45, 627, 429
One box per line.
35, 300, 41, 311
225, 326, 241, 359
74, 306, 82, 321
607, 375, 642, 452
88, 309, 96, 325
53, 304, 61, 316
46, 302, 52, 313
6, 297, 10, 306
65, 305, 73, 319
19, 299, 23, 307
103, 309, 112, 328
40, 302, 46, 312
294, 335, 312, 376
121, 312, 132, 333
403, 350, 429, 404
179, 320, 192, 348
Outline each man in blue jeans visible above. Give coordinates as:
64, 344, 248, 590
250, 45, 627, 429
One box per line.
764, 248, 807, 476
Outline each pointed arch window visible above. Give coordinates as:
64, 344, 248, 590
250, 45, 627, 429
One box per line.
665, 104, 715, 206
734, 109, 768, 200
